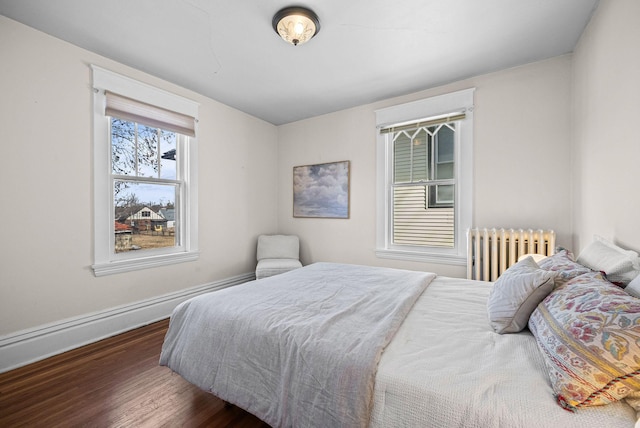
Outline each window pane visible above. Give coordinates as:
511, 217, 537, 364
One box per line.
436, 125, 454, 180
437, 125, 454, 162
436, 162, 454, 180
411, 129, 428, 182
428, 183, 454, 209
111, 118, 136, 176
393, 185, 454, 247
137, 124, 159, 178
394, 130, 430, 183
394, 132, 411, 183
113, 181, 177, 253
160, 130, 177, 180
436, 184, 454, 204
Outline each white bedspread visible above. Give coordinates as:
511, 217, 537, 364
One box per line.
369, 276, 638, 428
160, 262, 434, 428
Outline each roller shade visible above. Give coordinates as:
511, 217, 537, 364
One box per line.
105, 91, 196, 137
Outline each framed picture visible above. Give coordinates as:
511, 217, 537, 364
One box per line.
293, 160, 350, 218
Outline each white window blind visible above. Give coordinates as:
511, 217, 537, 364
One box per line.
105, 91, 196, 137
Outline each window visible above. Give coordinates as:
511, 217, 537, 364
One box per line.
375, 89, 474, 264
92, 66, 199, 276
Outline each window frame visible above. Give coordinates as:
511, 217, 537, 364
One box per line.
375, 88, 474, 265
91, 65, 199, 276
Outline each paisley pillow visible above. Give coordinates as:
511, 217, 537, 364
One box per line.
529, 271, 640, 410
537, 248, 591, 287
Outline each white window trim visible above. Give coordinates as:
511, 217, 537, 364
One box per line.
91, 65, 199, 276
375, 88, 474, 265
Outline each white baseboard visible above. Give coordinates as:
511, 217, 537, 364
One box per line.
0, 272, 255, 373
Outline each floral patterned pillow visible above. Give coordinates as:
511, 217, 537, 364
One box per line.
528, 271, 640, 410
537, 248, 591, 287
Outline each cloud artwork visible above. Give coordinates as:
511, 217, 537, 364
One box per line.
293, 161, 350, 218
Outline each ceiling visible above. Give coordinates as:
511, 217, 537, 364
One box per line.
0, 0, 599, 125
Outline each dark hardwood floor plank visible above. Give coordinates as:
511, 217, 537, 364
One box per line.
0, 319, 270, 427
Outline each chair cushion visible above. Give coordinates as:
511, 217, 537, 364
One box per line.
256, 258, 302, 279
257, 235, 300, 260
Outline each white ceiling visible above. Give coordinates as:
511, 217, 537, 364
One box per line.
0, 0, 599, 125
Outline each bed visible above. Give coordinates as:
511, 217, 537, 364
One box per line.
160, 255, 640, 427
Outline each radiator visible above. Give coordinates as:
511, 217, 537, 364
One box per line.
466, 228, 556, 281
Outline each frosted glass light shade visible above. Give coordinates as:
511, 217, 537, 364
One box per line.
272, 7, 320, 46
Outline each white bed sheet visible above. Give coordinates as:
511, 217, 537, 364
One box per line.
369, 276, 638, 428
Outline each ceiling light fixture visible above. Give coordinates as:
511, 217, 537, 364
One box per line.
272, 6, 320, 46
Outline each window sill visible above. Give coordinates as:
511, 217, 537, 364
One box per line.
92, 251, 199, 277
375, 248, 466, 266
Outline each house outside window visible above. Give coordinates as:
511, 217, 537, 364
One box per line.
91, 66, 199, 276
375, 89, 474, 265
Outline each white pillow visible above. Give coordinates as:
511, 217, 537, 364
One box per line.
625, 274, 640, 299
576, 235, 640, 285
487, 256, 558, 334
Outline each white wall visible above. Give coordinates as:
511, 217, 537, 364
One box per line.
571, 0, 640, 253
0, 16, 279, 336
277, 56, 573, 277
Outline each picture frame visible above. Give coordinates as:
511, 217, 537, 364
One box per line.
293, 160, 350, 219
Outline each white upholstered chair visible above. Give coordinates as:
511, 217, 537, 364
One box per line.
255, 234, 303, 280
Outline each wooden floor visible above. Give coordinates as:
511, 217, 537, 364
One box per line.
0, 319, 271, 428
